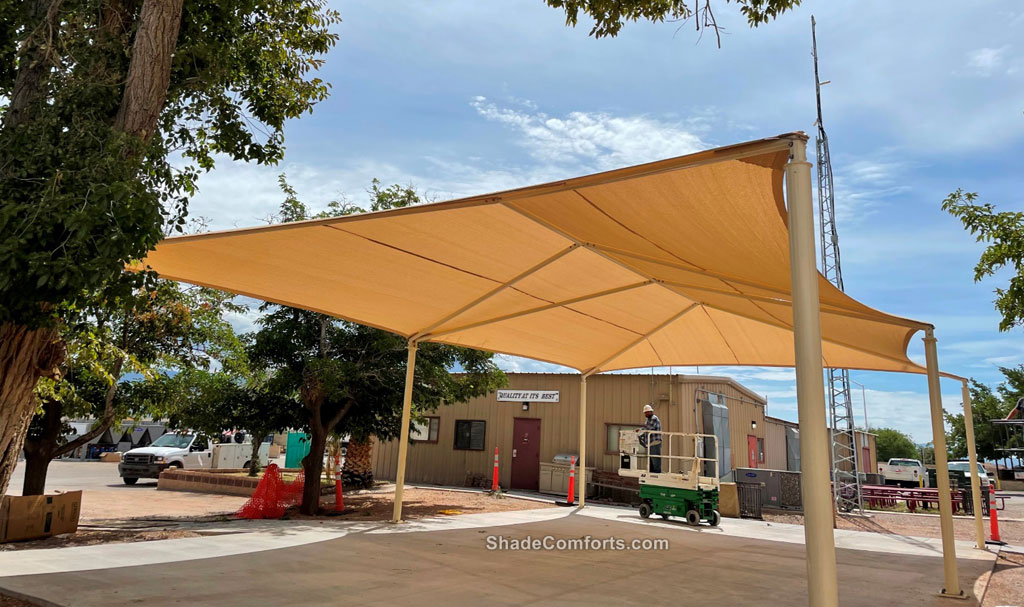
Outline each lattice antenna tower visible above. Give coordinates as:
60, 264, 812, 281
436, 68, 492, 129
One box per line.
812, 15, 862, 514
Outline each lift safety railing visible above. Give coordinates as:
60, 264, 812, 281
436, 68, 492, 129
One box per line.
621, 430, 719, 482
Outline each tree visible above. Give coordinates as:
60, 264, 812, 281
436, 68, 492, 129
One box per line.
0, 0, 340, 498
163, 368, 297, 476
248, 177, 506, 513
21, 282, 243, 494
942, 190, 1024, 332
874, 427, 918, 462
544, 0, 800, 42
944, 367, 1023, 461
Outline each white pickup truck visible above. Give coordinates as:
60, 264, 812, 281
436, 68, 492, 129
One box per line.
118, 432, 270, 484
877, 458, 928, 488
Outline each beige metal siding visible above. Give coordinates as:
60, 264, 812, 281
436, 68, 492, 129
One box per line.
764, 418, 791, 470
372, 373, 766, 487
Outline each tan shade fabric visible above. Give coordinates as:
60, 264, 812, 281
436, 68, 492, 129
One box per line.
136, 133, 931, 375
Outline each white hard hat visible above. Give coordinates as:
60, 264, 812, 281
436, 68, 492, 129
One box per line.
642, 404, 654, 413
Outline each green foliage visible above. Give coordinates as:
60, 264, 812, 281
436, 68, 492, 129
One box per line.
944, 367, 1024, 461
28, 281, 245, 453
161, 368, 296, 444
942, 189, 1024, 332
874, 427, 918, 462
0, 1, 340, 328
544, 0, 799, 39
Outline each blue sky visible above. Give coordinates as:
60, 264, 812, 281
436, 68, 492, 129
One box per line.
188, 1, 1024, 442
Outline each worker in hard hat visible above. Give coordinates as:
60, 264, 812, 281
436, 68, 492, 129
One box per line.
639, 404, 662, 473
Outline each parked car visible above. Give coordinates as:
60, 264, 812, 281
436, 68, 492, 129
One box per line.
878, 458, 928, 488
947, 461, 994, 488
118, 432, 270, 485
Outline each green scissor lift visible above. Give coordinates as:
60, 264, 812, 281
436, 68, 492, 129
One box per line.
619, 429, 721, 526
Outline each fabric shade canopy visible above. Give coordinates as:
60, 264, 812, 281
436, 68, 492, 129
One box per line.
135, 133, 931, 375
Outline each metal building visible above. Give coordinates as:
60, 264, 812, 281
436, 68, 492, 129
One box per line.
371, 372, 874, 494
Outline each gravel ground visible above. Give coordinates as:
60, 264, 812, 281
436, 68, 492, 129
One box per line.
763, 510, 1024, 544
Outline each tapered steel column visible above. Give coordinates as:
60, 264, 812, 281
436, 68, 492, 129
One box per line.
924, 329, 962, 597
578, 374, 587, 507
392, 341, 418, 523
961, 380, 986, 550
786, 137, 838, 607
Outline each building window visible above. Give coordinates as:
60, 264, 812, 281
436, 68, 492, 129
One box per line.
454, 420, 486, 450
757, 437, 765, 464
411, 417, 440, 443
606, 423, 643, 454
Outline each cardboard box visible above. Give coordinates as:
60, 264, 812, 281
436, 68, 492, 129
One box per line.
100, 451, 122, 463
268, 445, 281, 458
0, 491, 82, 543
718, 482, 740, 518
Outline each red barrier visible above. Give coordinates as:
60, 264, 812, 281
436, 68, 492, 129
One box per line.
566, 456, 576, 506
334, 454, 344, 512
491, 446, 500, 492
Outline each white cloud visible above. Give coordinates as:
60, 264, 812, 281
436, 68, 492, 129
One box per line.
827, 150, 914, 226
495, 355, 574, 374
470, 97, 709, 172
965, 46, 1009, 76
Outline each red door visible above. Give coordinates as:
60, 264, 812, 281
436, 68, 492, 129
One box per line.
747, 435, 758, 468
511, 418, 542, 491
862, 447, 871, 473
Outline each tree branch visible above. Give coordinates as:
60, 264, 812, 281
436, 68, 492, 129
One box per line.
53, 357, 124, 458
3, 0, 63, 130
113, 0, 184, 139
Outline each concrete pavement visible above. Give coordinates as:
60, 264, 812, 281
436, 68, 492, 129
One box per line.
0, 504, 998, 606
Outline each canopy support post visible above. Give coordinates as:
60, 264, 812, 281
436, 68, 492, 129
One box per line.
786, 137, 839, 607
392, 340, 418, 523
924, 329, 963, 597
961, 379, 986, 550
578, 373, 588, 507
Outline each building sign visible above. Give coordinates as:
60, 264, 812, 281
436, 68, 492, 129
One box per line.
497, 390, 559, 403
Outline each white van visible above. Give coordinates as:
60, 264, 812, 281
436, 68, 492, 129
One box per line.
118, 432, 270, 484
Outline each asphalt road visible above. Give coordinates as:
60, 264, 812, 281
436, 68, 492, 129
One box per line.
7, 460, 134, 496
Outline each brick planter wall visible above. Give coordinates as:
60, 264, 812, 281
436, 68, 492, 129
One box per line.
158, 469, 333, 497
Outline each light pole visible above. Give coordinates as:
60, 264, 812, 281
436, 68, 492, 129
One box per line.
849, 378, 868, 430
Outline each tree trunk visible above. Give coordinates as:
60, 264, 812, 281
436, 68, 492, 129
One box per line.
20, 395, 64, 495
249, 433, 264, 477
342, 436, 374, 489
114, 0, 184, 140
0, 322, 64, 498
20, 447, 52, 496
300, 429, 326, 515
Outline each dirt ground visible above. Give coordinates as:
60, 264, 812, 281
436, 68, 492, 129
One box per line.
0, 529, 202, 552
78, 486, 249, 521
286, 487, 555, 521
0, 488, 552, 553
763, 510, 1024, 544
979, 550, 1024, 607
0, 594, 34, 607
